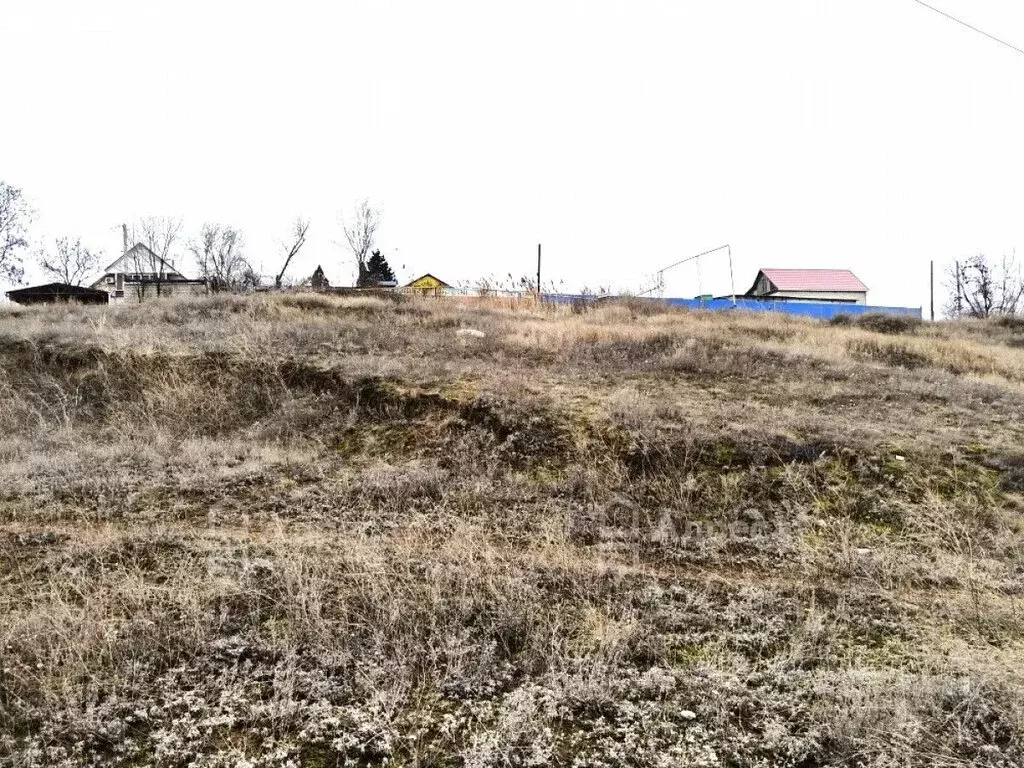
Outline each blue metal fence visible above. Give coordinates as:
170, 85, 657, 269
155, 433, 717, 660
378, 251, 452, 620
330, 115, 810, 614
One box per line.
543, 294, 922, 320
661, 297, 922, 319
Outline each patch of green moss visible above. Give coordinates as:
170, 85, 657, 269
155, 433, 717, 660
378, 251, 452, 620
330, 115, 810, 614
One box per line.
711, 441, 741, 467
335, 422, 433, 460
838, 636, 922, 672
669, 641, 714, 667
529, 465, 565, 485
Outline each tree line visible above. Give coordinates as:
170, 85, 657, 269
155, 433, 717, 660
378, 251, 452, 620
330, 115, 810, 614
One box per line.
9, 175, 1019, 317
0, 181, 397, 293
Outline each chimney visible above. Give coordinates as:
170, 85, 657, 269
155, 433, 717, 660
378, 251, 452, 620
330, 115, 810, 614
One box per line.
122, 224, 128, 255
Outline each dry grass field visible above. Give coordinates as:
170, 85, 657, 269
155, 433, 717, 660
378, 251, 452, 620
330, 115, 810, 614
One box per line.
1, 293, 1023, 767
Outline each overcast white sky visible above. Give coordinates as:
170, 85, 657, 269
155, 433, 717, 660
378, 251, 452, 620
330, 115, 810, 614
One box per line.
3, 0, 1024, 308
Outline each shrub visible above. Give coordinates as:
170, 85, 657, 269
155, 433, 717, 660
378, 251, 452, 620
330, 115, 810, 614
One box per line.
994, 314, 1024, 332
603, 296, 665, 316
570, 297, 594, 315
854, 313, 922, 335
848, 338, 930, 368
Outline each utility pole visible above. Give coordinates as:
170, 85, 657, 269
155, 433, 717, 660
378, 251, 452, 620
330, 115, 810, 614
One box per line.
122, 223, 128, 256
536, 243, 542, 297
727, 245, 737, 306
930, 260, 935, 321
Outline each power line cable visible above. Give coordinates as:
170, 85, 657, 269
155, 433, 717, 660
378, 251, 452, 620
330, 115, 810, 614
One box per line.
910, 0, 1024, 57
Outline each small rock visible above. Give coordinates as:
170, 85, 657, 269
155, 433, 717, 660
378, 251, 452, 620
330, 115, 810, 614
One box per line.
855, 547, 874, 556
892, 455, 907, 462
456, 328, 486, 338
680, 710, 697, 720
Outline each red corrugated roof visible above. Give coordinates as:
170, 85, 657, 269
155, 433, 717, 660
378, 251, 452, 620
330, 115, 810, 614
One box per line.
760, 268, 867, 292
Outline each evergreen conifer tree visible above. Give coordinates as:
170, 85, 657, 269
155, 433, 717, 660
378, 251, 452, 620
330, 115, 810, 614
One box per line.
365, 249, 396, 285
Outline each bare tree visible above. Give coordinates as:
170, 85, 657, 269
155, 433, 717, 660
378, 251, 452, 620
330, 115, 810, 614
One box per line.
128, 216, 183, 264
36, 237, 101, 286
341, 199, 380, 287
125, 216, 184, 300
189, 222, 254, 292
275, 217, 310, 289
0, 181, 32, 284
946, 254, 1024, 318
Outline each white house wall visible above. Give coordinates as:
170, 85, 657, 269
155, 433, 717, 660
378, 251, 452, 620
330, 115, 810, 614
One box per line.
768, 290, 867, 305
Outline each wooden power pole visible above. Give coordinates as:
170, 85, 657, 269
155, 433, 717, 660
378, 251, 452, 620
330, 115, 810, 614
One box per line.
536, 243, 542, 297
930, 260, 935, 321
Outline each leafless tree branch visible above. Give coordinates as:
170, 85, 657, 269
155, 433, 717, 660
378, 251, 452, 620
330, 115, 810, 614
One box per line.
945, 253, 1024, 318
36, 237, 101, 286
124, 216, 184, 300
275, 217, 310, 289
0, 182, 32, 284
341, 199, 380, 286
189, 222, 256, 292
129, 216, 183, 264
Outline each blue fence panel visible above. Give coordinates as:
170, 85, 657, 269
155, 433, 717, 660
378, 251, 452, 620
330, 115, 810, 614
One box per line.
661, 297, 922, 319
542, 294, 922, 320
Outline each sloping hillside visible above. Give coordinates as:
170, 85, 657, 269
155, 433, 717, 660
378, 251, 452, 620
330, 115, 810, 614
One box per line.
1, 294, 1023, 767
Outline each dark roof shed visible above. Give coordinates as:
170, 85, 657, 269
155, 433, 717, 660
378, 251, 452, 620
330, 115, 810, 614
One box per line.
6, 283, 110, 305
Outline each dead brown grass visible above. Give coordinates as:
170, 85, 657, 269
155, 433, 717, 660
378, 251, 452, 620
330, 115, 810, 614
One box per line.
1, 293, 1023, 766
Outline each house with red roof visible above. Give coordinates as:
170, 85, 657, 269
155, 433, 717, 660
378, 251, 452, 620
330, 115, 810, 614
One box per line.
745, 268, 868, 305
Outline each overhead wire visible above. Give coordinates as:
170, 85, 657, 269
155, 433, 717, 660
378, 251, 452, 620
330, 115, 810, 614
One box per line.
909, 0, 1024, 58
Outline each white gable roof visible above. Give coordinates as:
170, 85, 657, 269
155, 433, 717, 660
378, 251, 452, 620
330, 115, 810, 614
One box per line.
101, 243, 191, 279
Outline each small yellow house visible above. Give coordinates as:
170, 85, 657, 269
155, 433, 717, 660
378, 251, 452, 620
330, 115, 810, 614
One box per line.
404, 273, 451, 295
